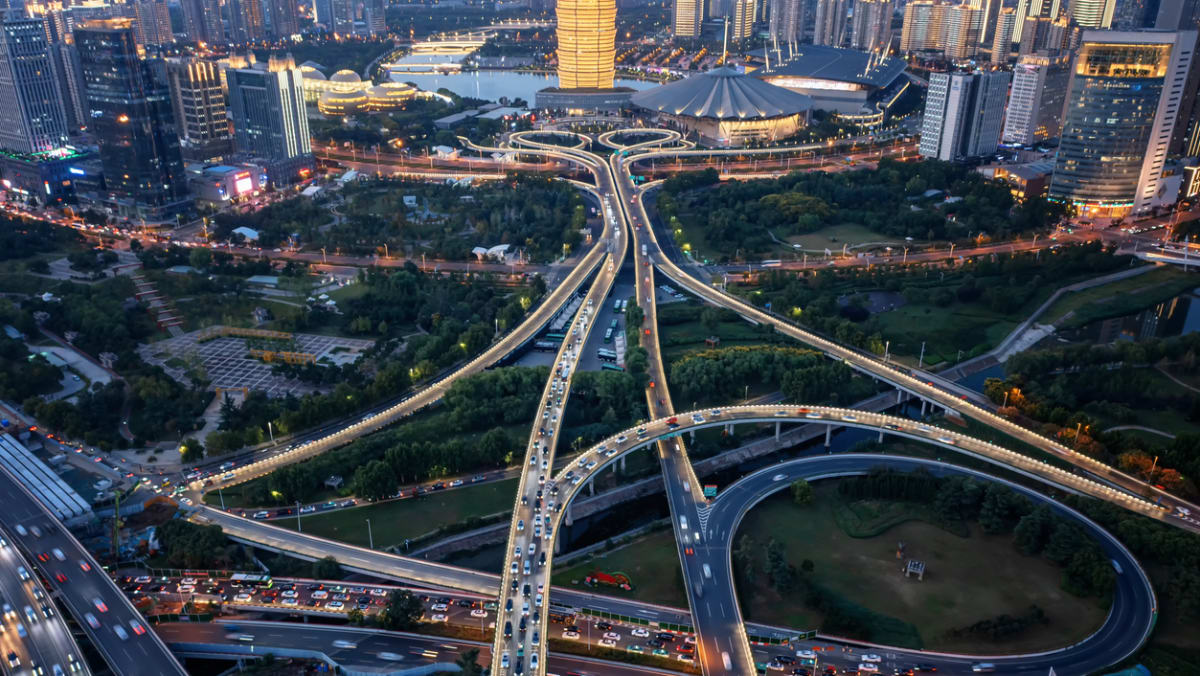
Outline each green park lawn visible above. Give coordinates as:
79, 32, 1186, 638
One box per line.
552, 529, 689, 609
874, 302, 1021, 366
735, 486, 1109, 653
785, 223, 905, 254
274, 478, 519, 549
1040, 265, 1197, 327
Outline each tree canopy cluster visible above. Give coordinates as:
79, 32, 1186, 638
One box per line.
657, 159, 1068, 259
668, 344, 873, 406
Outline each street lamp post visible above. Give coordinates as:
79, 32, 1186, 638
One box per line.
296, 501, 302, 533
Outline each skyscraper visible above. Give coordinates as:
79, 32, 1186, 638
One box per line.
1018, 14, 1070, 54
229, 0, 266, 43
1001, 53, 1070, 143
180, 0, 224, 43
732, 0, 757, 39
1012, 0, 1061, 41
769, 0, 804, 45
165, 57, 232, 161
0, 15, 68, 153
267, 0, 301, 38
900, 1, 947, 52
1050, 30, 1197, 216
1113, 0, 1157, 29
1070, 0, 1116, 27
132, 0, 172, 46
919, 69, 1010, 160
674, 0, 704, 37
942, 4, 981, 59
991, 7, 1016, 60
850, 0, 894, 51
74, 19, 189, 220
557, 0, 617, 88
813, 0, 850, 45
225, 54, 312, 182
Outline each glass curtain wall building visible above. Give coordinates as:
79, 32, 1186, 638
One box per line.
1049, 29, 1196, 216
556, 0, 616, 89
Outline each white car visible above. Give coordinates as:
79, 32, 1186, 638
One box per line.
562, 630, 581, 640
858, 664, 880, 674
600, 638, 618, 648
604, 632, 621, 640
431, 603, 448, 611
470, 609, 487, 618
797, 650, 816, 659
861, 654, 882, 663
631, 628, 650, 638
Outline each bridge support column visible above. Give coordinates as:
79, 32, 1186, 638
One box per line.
555, 536, 562, 554
725, 423, 734, 435
565, 504, 574, 526
588, 479, 595, 497
775, 421, 781, 441
619, 455, 626, 473
921, 400, 927, 416
690, 430, 695, 443
897, 389, 903, 404
825, 424, 832, 448
878, 429, 884, 443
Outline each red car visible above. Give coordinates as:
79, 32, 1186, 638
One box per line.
54, 572, 67, 583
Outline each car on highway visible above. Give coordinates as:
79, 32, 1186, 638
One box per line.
562, 630, 580, 639
92, 598, 107, 613
130, 620, 146, 635
600, 638, 617, 647
631, 627, 650, 638
470, 609, 487, 618
861, 654, 882, 663
113, 625, 129, 640
16, 566, 29, 581
6, 652, 17, 668
603, 631, 621, 640
84, 613, 100, 629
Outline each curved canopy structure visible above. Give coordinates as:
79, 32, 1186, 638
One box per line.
630, 67, 813, 120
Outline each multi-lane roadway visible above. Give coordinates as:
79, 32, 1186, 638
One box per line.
0, 526, 88, 676
0, 465, 186, 675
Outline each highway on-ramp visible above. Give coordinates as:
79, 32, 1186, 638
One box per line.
700, 453, 1156, 676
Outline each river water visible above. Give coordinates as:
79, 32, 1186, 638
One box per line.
389, 69, 659, 105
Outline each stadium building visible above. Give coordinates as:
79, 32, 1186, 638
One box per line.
753, 45, 909, 120
630, 68, 813, 146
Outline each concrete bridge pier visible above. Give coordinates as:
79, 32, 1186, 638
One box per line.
565, 504, 574, 526
896, 389, 904, 404
921, 399, 928, 416
554, 536, 562, 554
775, 421, 781, 441
619, 455, 626, 473
825, 424, 832, 447
878, 429, 885, 443
588, 479, 595, 497
725, 423, 735, 435
690, 430, 696, 443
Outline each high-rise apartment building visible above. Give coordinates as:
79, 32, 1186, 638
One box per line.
1001, 53, 1070, 143
732, 0, 757, 39
180, 0, 224, 43
1018, 14, 1070, 54
165, 57, 231, 161
1012, 0, 1061, 41
813, 0, 850, 45
229, 0, 266, 42
769, 0, 804, 45
225, 54, 312, 182
674, 0, 704, 37
900, 1, 947, 51
556, 0, 617, 88
991, 7, 1017, 60
1113, 0, 1156, 29
1050, 30, 1197, 216
1070, 0, 1116, 27
942, 4, 981, 58
919, 69, 1010, 160
74, 19, 189, 220
267, 0, 301, 38
851, 0, 894, 51
132, 0, 171, 46
0, 16, 68, 153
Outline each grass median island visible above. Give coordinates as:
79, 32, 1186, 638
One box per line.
552, 529, 689, 609
1041, 265, 1197, 327
276, 478, 520, 549
735, 485, 1108, 653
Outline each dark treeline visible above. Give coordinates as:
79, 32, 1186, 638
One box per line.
669, 345, 875, 406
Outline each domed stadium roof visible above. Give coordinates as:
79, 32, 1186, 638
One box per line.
318, 88, 367, 115
366, 83, 415, 110
300, 66, 326, 80
631, 67, 813, 120
330, 69, 362, 84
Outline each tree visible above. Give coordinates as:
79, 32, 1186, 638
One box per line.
180, 437, 204, 464
312, 556, 342, 580
347, 607, 365, 625
790, 478, 814, 506
456, 649, 484, 676
377, 590, 424, 630
1012, 505, 1053, 556
351, 459, 395, 501
700, 307, 723, 334
188, 247, 212, 270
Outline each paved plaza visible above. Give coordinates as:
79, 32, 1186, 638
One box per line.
139, 328, 375, 397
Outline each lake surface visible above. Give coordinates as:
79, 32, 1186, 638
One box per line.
389, 69, 659, 105
1057, 291, 1200, 344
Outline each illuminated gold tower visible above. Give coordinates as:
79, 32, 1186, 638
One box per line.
556, 0, 617, 89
